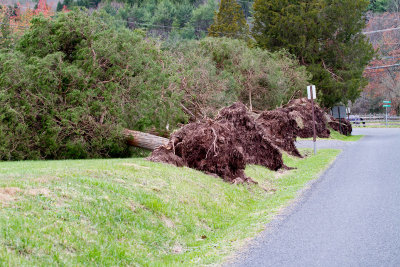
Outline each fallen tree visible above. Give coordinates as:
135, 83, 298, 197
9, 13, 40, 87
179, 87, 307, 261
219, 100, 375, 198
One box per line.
123, 129, 168, 151
132, 99, 352, 183
0, 11, 185, 160
147, 102, 285, 184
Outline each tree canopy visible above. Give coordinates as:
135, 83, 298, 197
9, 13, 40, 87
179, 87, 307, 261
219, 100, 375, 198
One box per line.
253, 0, 375, 107
208, 0, 249, 41
368, 0, 390, 12
367, 0, 400, 12
55, 0, 218, 40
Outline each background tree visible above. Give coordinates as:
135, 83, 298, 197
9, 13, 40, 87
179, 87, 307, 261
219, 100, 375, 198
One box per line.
386, 0, 400, 11
208, 0, 249, 40
368, 0, 390, 12
239, 0, 254, 18
0, 6, 13, 49
361, 11, 400, 114
190, 0, 217, 38
87, 0, 217, 40
252, 0, 375, 108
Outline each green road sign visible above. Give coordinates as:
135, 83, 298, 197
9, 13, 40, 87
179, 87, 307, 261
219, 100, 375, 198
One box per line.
383, 101, 391, 103
383, 105, 391, 107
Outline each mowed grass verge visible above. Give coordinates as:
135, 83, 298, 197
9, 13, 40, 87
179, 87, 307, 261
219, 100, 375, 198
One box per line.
0, 149, 339, 266
352, 123, 400, 128
299, 130, 364, 142
328, 130, 364, 141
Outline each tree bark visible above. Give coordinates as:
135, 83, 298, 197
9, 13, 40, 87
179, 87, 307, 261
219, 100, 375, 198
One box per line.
123, 129, 168, 151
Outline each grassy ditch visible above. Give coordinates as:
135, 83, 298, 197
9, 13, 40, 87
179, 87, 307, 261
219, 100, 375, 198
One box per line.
0, 149, 339, 266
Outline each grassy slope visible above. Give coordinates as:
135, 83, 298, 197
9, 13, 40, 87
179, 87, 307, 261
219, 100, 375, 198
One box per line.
0, 149, 339, 266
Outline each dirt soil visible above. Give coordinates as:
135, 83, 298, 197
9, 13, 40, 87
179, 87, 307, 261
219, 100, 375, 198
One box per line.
326, 115, 353, 136
256, 108, 302, 157
216, 102, 284, 170
148, 119, 256, 184
284, 98, 331, 138
0, 187, 22, 204
149, 103, 286, 183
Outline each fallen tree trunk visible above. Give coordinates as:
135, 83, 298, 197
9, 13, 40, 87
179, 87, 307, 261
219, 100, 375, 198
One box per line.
123, 129, 168, 150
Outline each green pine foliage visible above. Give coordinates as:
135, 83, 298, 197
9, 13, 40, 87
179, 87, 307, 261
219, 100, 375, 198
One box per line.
208, 0, 250, 41
368, 0, 389, 12
57, 0, 102, 11
0, 8, 12, 50
252, 0, 375, 108
0, 7, 313, 160
168, 37, 309, 116
57, 0, 218, 40
0, 10, 186, 160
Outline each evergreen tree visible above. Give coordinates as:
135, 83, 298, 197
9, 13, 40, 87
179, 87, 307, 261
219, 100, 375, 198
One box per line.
56, 2, 63, 12
191, 0, 217, 38
252, 0, 375, 107
208, 0, 250, 41
368, 0, 390, 12
240, 0, 254, 18
0, 8, 12, 49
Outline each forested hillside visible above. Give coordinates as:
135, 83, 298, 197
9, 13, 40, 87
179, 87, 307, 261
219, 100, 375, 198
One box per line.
368, 0, 400, 12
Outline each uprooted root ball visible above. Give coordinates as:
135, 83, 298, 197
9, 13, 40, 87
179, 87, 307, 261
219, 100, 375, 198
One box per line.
327, 116, 353, 136
216, 102, 284, 170
256, 108, 302, 157
148, 119, 256, 184
284, 98, 331, 138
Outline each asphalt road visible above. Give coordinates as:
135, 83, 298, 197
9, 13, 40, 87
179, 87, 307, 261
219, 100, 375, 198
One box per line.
231, 128, 400, 267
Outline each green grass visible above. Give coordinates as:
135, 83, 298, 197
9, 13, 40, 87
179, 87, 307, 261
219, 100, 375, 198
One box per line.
328, 130, 364, 141
352, 123, 400, 128
351, 120, 400, 128
299, 129, 364, 142
0, 149, 339, 266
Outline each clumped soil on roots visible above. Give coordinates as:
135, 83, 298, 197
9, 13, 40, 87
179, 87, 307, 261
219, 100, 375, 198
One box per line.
148, 119, 256, 184
327, 116, 352, 136
284, 98, 330, 138
216, 102, 284, 170
148, 102, 285, 183
256, 108, 302, 157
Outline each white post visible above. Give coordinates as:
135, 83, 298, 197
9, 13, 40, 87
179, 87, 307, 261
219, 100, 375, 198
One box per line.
307, 85, 317, 155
